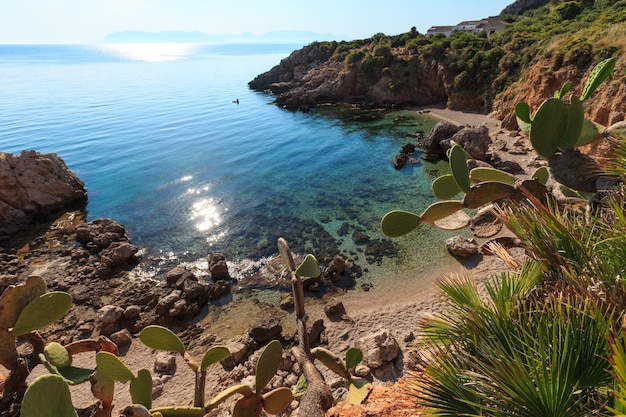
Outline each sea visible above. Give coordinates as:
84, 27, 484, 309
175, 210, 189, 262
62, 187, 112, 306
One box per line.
0, 43, 463, 332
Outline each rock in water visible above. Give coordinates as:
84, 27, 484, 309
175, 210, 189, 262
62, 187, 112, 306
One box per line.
0, 150, 87, 236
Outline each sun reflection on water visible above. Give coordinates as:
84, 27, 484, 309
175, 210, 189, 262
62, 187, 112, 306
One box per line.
190, 197, 222, 232
99, 43, 200, 62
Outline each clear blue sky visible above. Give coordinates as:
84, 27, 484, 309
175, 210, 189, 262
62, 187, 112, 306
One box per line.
1, 0, 514, 44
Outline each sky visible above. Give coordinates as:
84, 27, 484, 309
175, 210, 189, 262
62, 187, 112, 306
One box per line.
0, 0, 514, 44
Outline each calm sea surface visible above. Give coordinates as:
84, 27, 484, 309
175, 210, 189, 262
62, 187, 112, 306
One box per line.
0, 43, 462, 302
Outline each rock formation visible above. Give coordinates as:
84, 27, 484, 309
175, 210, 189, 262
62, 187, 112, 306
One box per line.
0, 150, 87, 238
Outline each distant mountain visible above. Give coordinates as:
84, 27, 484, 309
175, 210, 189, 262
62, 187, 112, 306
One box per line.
101, 30, 344, 44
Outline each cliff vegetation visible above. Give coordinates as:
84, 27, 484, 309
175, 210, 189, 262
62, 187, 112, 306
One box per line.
249, 0, 626, 128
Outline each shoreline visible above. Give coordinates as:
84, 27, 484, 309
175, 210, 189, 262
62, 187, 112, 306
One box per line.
21, 106, 531, 415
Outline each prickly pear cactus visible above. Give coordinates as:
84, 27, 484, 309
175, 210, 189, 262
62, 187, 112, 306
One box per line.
261, 387, 293, 414
139, 325, 185, 354
255, 339, 282, 393
43, 342, 72, 368
0, 275, 46, 330
294, 254, 320, 278
12, 291, 73, 336
200, 346, 230, 371
21, 374, 78, 417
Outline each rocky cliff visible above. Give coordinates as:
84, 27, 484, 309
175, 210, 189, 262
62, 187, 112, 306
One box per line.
249, 39, 625, 130
0, 150, 87, 239
249, 1, 626, 130
248, 41, 487, 112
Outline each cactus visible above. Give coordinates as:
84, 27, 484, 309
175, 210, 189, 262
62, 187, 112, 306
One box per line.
149, 340, 293, 417
312, 346, 371, 405
381, 210, 422, 237
139, 324, 230, 408
469, 167, 516, 185
432, 174, 462, 199
381, 140, 551, 237
420, 200, 464, 225
531, 166, 550, 184
515, 57, 615, 158
139, 325, 185, 354
449, 144, 471, 193
0, 275, 76, 413
530, 97, 570, 158
255, 339, 282, 393
294, 254, 320, 278
12, 291, 73, 336
95, 351, 153, 408
43, 342, 72, 368
20, 374, 78, 417
462, 182, 518, 210
580, 57, 616, 102
0, 275, 46, 330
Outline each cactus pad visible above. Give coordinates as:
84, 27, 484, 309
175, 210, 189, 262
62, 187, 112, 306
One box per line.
530, 98, 569, 158
469, 167, 516, 185
432, 174, 462, 200
21, 374, 78, 417
96, 351, 135, 382
233, 394, 263, 417
207, 384, 254, 410
449, 145, 471, 193
560, 96, 584, 150
200, 345, 231, 371
0, 328, 17, 369
531, 166, 550, 185
462, 182, 518, 209
12, 291, 72, 336
131, 368, 153, 409
515, 101, 532, 134
420, 201, 464, 225
44, 342, 72, 368
312, 346, 351, 379
581, 57, 615, 102
149, 406, 206, 417
348, 377, 371, 405
0, 275, 46, 330
381, 210, 422, 237
139, 325, 185, 354
295, 254, 320, 278
345, 347, 363, 370
262, 387, 293, 414
255, 339, 282, 393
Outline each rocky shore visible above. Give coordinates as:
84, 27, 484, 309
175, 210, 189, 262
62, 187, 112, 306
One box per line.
1, 108, 541, 416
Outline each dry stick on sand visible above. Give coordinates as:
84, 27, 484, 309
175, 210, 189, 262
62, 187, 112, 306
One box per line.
277, 238, 333, 416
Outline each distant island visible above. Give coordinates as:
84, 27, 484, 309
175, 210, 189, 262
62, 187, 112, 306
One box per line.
101, 30, 344, 44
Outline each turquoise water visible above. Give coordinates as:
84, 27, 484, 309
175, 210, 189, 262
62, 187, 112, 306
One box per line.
0, 44, 460, 291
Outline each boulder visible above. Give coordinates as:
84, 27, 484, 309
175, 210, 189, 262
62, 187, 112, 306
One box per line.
443, 125, 491, 161
325, 255, 346, 281
420, 122, 461, 160
324, 300, 346, 318
392, 153, 409, 169
97, 305, 124, 324
100, 241, 138, 267
470, 206, 503, 238
446, 236, 479, 257
76, 218, 128, 248
208, 253, 230, 281
249, 317, 282, 344
358, 329, 400, 369
0, 150, 87, 236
